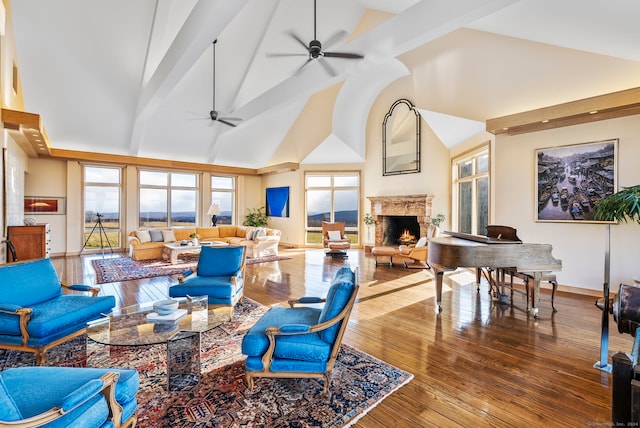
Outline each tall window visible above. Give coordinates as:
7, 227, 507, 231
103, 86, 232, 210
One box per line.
139, 170, 198, 227
83, 166, 122, 249
305, 172, 360, 244
211, 175, 235, 225
452, 146, 489, 235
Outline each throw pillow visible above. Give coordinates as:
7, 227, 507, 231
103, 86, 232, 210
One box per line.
149, 229, 164, 242
327, 230, 342, 241
415, 237, 428, 247
253, 228, 266, 241
246, 228, 256, 240
135, 230, 151, 243
161, 229, 177, 242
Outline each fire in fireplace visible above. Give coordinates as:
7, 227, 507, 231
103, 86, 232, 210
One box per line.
382, 216, 420, 246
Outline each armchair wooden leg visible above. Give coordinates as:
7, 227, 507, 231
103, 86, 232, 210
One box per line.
246, 374, 254, 391
36, 349, 47, 366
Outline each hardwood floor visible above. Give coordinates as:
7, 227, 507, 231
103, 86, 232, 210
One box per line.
52, 248, 629, 427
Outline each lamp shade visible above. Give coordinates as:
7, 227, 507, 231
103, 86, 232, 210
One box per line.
207, 204, 221, 216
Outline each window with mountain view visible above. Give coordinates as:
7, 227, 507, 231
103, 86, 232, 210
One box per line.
139, 171, 198, 227
211, 175, 235, 225
452, 146, 489, 235
83, 166, 122, 250
305, 172, 360, 245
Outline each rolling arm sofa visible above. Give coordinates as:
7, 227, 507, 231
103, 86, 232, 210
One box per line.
127, 225, 281, 260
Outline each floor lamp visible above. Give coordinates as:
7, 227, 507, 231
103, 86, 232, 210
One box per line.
207, 203, 221, 227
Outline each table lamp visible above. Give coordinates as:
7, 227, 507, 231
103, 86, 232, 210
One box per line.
207, 203, 221, 226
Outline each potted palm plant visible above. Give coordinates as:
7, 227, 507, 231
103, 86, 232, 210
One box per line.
243, 207, 269, 227
592, 184, 640, 371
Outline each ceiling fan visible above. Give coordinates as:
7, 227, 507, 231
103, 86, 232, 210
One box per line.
195, 39, 241, 127
267, 0, 363, 77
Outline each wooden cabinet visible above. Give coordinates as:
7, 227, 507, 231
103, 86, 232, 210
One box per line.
7, 224, 51, 262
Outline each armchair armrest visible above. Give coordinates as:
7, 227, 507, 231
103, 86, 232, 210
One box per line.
178, 269, 195, 283
63, 283, 100, 297
270, 324, 311, 334
288, 296, 326, 307
60, 379, 105, 412
0, 303, 22, 313
407, 246, 428, 259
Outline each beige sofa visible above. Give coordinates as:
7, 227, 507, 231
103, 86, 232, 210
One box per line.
127, 225, 281, 261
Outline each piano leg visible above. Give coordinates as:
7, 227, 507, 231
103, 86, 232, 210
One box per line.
530, 272, 541, 318
432, 265, 445, 313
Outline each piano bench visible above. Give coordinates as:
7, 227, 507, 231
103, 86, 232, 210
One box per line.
503, 269, 558, 312
371, 246, 398, 267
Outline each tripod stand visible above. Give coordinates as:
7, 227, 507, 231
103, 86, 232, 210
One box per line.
81, 213, 114, 254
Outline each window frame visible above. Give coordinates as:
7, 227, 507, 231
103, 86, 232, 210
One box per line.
138, 169, 199, 228
82, 164, 124, 251
451, 145, 490, 235
305, 171, 361, 245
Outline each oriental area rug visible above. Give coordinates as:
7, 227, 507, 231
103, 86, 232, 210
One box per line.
92, 254, 291, 284
0, 298, 413, 427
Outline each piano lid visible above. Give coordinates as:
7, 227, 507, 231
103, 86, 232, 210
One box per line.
442, 225, 522, 244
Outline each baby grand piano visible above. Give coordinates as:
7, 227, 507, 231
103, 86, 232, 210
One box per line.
427, 225, 562, 318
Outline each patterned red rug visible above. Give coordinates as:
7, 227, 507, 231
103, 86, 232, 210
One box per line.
92, 254, 291, 284
0, 298, 413, 427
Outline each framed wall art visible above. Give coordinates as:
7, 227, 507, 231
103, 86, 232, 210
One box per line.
265, 186, 290, 218
24, 196, 66, 215
535, 139, 617, 223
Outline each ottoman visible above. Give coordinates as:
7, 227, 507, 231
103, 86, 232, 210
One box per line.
371, 246, 399, 267
327, 241, 350, 258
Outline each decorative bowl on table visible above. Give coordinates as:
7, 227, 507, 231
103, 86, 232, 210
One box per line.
153, 299, 179, 315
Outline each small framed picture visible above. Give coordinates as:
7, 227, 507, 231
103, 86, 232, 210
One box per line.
24, 196, 66, 215
535, 139, 617, 223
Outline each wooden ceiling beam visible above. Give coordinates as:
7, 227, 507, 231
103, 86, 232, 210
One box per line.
486, 87, 640, 135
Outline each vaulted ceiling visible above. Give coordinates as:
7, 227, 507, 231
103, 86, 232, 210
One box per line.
10, 0, 640, 169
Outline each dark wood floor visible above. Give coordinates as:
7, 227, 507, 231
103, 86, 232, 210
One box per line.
52, 248, 629, 427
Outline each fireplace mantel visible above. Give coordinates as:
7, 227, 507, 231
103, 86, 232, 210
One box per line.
367, 194, 434, 246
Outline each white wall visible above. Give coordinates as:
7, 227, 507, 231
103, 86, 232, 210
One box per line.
363, 76, 451, 228
494, 115, 640, 291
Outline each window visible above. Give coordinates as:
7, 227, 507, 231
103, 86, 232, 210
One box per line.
211, 175, 235, 225
452, 146, 489, 235
83, 166, 122, 249
305, 172, 360, 244
139, 170, 198, 227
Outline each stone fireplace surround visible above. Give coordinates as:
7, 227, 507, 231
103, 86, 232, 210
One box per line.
367, 194, 434, 246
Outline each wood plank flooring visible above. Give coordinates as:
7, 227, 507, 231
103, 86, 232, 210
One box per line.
51, 248, 629, 427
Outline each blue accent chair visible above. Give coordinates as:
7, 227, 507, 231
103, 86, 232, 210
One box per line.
0, 258, 116, 365
241, 267, 358, 393
169, 245, 246, 310
0, 366, 139, 427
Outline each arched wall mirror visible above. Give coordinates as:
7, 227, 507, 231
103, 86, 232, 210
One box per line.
382, 98, 421, 176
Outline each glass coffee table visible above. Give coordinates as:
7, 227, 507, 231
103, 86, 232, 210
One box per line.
87, 298, 231, 389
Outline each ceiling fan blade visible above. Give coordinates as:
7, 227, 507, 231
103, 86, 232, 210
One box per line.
318, 57, 337, 77
293, 57, 314, 76
287, 30, 310, 51
218, 116, 242, 121
217, 119, 237, 127
323, 51, 364, 59
266, 52, 308, 58
323, 30, 348, 51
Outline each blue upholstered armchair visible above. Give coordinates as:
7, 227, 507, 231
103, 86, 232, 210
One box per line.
241, 267, 358, 393
0, 258, 116, 365
169, 245, 246, 310
0, 366, 139, 427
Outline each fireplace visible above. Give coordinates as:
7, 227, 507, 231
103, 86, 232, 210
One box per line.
367, 194, 434, 246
